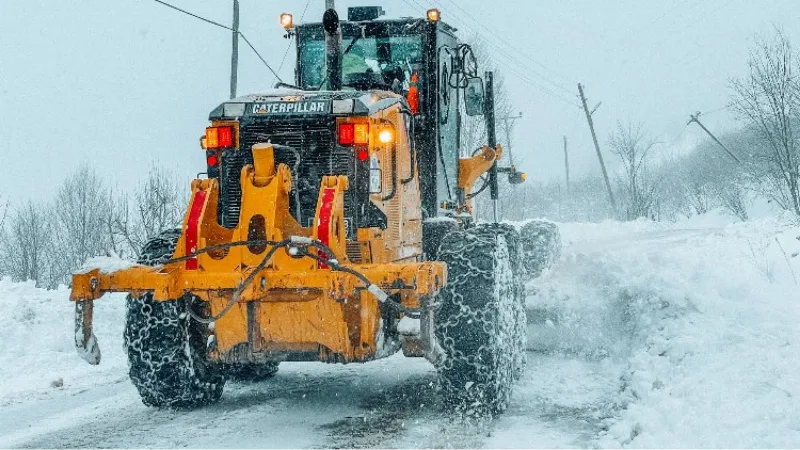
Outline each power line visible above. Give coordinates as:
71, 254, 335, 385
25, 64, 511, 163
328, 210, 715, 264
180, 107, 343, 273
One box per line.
399, 0, 579, 107
149, 0, 282, 82
701, 105, 730, 116
151, 0, 230, 29
277, 0, 311, 74
433, 0, 573, 88
439, 11, 578, 104
402, 0, 577, 102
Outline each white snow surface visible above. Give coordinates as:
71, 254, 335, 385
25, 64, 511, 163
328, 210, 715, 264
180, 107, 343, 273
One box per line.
526, 212, 800, 448
1, 213, 799, 448
77, 256, 141, 274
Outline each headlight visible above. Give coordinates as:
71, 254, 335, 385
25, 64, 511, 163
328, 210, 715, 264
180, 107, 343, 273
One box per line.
378, 128, 394, 144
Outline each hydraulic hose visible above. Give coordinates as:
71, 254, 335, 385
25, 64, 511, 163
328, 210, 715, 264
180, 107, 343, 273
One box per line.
176, 236, 422, 323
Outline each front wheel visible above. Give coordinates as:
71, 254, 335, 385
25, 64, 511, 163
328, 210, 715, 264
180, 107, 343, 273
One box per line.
434, 226, 522, 416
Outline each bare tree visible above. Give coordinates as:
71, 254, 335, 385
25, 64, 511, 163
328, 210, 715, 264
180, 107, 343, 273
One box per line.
0, 195, 7, 233
461, 35, 521, 221
0, 201, 52, 286
608, 121, 659, 220
731, 29, 800, 218
51, 164, 113, 285
111, 164, 187, 256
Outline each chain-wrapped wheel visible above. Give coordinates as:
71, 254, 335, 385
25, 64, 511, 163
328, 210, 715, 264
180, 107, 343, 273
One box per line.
434, 226, 522, 416
519, 219, 562, 278
476, 223, 528, 380
124, 229, 226, 408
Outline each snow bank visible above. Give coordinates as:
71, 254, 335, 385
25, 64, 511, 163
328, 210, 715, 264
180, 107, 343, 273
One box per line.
527, 214, 800, 447
0, 278, 127, 403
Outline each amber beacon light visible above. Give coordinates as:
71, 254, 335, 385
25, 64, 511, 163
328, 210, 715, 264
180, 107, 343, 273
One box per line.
280, 13, 294, 30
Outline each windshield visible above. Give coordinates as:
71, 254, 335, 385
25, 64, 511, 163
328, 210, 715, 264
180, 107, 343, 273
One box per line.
298, 35, 423, 90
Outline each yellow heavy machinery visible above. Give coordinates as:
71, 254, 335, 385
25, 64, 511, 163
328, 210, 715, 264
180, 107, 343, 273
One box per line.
71, 5, 531, 415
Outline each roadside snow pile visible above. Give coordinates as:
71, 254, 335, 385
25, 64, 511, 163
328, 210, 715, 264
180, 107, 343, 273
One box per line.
0, 278, 127, 404
527, 214, 800, 447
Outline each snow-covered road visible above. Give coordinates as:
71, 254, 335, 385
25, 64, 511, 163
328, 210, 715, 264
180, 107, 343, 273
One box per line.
1, 214, 798, 448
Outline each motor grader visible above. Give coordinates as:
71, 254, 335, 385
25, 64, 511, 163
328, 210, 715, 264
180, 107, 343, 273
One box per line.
71, 5, 533, 415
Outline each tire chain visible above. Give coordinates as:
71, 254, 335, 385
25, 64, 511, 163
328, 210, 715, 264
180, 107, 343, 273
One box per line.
519, 220, 562, 278
434, 226, 523, 416
124, 229, 225, 408
480, 223, 529, 380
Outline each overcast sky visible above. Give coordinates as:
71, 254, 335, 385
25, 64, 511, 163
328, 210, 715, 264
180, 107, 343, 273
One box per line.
2, 0, 799, 204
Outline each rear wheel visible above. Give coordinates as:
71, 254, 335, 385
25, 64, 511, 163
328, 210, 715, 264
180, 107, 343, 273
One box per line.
124, 229, 225, 408
519, 220, 562, 278
225, 362, 280, 382
434, 226, 522, 416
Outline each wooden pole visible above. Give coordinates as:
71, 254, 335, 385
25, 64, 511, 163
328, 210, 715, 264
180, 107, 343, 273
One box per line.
578, 83, 617, 215
229, 0, 239, 99
688, 113, 742, 163
563, 135, 570, 194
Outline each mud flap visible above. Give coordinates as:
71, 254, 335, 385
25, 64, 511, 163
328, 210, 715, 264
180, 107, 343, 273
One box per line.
75, 300, 101, 365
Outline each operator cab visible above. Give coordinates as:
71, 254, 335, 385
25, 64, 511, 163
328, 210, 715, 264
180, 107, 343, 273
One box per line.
289, 6, 483, 219
295, 10, 424, 93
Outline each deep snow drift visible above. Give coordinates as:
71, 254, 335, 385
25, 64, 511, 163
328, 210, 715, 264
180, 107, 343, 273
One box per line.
0, 211, 798, 448
525, 212, 800, 448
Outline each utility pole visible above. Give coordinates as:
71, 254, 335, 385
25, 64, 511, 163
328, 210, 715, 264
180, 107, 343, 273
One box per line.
563, 136, 570, 194
326, 0, 335, 9
229, 0, 240, 99
498, 112, 523, 165
687, 113, 742, 163
578, 83, 617, 215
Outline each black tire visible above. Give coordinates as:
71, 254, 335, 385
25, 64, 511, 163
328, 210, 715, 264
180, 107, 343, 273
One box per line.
476, 223, 528, 380
519, 220, 562, 278
423, 218, 459, 261
136, 228, 181, 266
124, 229, 226, 408
434, 226, 521, 416
225, 362, 280, 382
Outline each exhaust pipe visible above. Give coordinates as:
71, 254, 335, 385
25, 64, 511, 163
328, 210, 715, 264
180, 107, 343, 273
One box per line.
322, 7, 342, 91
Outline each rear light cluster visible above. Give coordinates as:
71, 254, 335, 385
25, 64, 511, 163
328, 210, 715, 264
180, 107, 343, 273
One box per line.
206, 126, 234, 149
338, 123, 369, 146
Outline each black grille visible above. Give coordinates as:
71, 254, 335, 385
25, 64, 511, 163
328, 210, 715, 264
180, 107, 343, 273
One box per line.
218, 118, 355, 230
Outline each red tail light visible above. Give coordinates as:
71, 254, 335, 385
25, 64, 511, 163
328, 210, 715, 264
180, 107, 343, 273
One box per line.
356, 148, 369, 161
407, 72, 420, 115
205, 126, 234, 149
206, 154, 218, 167
338, 123, 369, 146
338, 123, 355, 145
